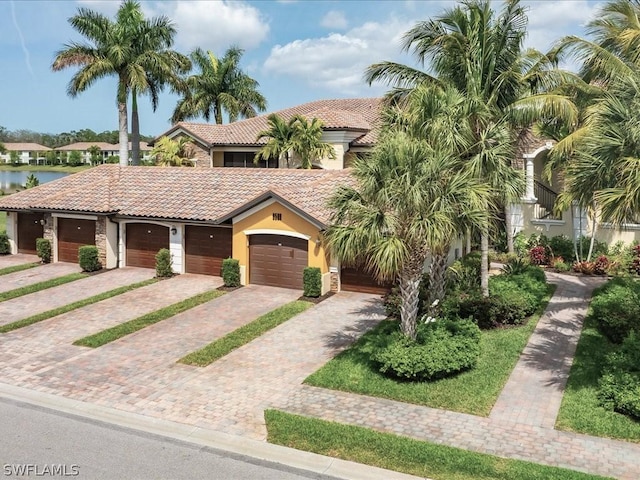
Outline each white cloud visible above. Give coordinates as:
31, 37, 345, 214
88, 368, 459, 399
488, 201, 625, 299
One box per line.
320, 10, 348, 30
147, 1, 270, 51
263, 18, 412, 95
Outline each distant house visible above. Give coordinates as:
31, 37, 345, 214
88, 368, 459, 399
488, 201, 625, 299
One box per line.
0, 143, 52, 164
55, 142, 152, 164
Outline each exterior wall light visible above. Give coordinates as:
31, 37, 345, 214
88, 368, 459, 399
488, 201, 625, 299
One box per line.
171, 227, 177, 235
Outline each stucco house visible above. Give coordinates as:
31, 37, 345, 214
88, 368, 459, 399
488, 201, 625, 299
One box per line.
56, 142, 152, 164
0, 143, 52, 164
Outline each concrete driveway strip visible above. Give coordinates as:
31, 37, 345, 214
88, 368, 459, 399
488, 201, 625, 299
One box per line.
0, 267, 154, 327
0, 253, 39, 269
0, 274, 223, 378
0, 262, 82, 294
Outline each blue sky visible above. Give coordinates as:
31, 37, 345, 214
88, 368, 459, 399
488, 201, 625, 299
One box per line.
0, 0, 601, 137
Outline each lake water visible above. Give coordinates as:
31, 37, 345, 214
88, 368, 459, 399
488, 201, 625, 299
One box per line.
0, 170, 68, 192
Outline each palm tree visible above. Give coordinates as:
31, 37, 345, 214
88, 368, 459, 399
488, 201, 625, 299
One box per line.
325, 122, 489, 340
364, 0, 576, 296
289, 115, 336, 169
150, 136, 194, 167
52, 1, 188, 166
550, 0, 640, 241
172, 47, 266, 125
254, 114, 298, 168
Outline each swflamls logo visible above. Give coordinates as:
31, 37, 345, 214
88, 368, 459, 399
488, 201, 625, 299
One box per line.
3, 464, 80, 477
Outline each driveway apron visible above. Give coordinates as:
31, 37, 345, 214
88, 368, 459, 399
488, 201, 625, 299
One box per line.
0, 253, 40, 269
0, 262, 82, 294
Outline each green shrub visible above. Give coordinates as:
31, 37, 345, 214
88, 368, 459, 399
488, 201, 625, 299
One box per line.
598, 333, 640, 419
78, 245, 101, 272
446, 260, 480, 293
303, 267, 322, 297
0, 233, 10, 254
222, 258, 240, 287
489, 276, 537, 317
554, 261, 571, 272
36, 238, 51, 263
589, 278, 640, 344
500, 257, 529, 275
549, 235, 575, 262
383, 286, 401, 318
488, 252, 518, 264
155, 248, 173, 278
372, 319, 481, 381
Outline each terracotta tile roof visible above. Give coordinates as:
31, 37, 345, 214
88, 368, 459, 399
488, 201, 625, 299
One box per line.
2, 143, 52, 151
162, 98, 383, 147
0, 164, 353, 226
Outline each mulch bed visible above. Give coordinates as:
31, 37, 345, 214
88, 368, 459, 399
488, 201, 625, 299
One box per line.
216, 285, 242, 292
299, 291, 335, 304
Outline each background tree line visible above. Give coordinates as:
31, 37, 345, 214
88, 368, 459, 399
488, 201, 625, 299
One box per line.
0, 126, 153, 149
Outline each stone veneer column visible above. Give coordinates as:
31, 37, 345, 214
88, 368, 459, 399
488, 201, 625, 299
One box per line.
330, 271, 339, 292
95, 216, 107, 267
42, 213, 54, 243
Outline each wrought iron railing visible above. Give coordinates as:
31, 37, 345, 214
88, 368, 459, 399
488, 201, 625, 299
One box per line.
534, 180, 562, 220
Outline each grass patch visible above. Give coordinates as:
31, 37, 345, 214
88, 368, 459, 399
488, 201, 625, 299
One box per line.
74, 289, 225, 348
556, 314, 640, 442
304, 284, 556, 416
179, 300, 313, 366
265, 410, 610, 480
0, 279, 157, 334
0, 165, 92, 173
0, 210, 5, 233
0, 262, 39, 276
0, 272, 87, 303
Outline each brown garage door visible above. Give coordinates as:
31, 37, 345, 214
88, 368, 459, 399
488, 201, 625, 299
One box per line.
185, 226, 232, 276
17, 212, 44, 254
126, 223, 169, 269
249, 234, 308, 289
341, 267, 391, 295
58, 218, 96, 263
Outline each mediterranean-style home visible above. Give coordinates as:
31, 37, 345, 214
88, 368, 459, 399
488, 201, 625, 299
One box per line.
1, 98, 638, 294
56, 142, 153, 164
0, 143, 52, 164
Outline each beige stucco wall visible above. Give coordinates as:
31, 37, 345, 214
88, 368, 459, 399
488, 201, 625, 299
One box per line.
212, 151, 224, 167
232, 200, 328, 288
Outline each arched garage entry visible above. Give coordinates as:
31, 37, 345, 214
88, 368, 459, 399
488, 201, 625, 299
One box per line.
248, 234, 308, 289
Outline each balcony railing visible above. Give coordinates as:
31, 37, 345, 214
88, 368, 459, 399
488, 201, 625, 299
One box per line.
534, 180, 562, 220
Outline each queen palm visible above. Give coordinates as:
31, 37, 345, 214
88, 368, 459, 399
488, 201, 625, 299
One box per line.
365, 0, 576, 295
289, 115, 336, 169
150, 136, 194, 167
53, 1, 188, 166
254, 114, 298, 168
172, 47, 266, 125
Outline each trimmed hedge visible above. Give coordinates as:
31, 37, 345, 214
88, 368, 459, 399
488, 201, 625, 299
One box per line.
372, 319, 481, 381
155, 248, 173, 278
598, 332, 640, 419
78, 245, 101, 272
588, 277, 640, 344
0, 233, 9, 255
222, 258, 240, 287
36, 238, 51, 263
303, 267, 321, 297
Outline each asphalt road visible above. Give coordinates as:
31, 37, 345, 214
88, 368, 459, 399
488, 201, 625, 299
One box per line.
0, 398, 337, 480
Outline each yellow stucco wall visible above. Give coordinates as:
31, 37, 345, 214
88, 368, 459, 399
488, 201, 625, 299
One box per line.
232, 201, 328, 285
212, 151, 224, 167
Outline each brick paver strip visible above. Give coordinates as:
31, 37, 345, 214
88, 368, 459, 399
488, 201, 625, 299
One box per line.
0, 267, 154, 327
490, 273, 606, 428
0, 253, 40, 269
0, 262, 82, 294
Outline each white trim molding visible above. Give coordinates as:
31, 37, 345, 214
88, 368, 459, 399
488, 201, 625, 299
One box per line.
232, 199, 277, 224
601, 222, 640, 231
52, 213, 98, 221
243, 229, 311, 241
531, 219, 566, 232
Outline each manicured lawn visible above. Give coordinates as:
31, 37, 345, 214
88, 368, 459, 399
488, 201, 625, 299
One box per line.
0, 165, 92, 173
265, 410, 610, 480
0, 210, 6, 232
73, 289, 224, 348
304, 285, 556, 416
0, 279, 157, 334
179, 300, 313, 366
556, 314, 640, 442
0, 272, 87, 303
0, 262, 39, 276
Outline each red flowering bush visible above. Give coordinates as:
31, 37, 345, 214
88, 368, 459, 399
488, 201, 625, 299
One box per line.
594, 255, 611, 275
529, 245, 548, 265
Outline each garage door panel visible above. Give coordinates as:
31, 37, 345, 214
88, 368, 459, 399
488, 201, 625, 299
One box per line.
184, 226, 232, 276
249, 235, 308, 289
58, 218, 96, 263
341, 267, 390, 295
126, 223, 169, 269
17, 213, 44, 254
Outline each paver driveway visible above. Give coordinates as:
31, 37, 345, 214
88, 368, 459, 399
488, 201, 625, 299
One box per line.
0, 262, 81, 294
0, 253, 39, 269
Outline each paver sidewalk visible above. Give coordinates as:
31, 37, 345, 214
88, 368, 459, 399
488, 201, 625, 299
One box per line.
0, 253, 39, 269
0, 267, 153, 327
0, 262, 81, 294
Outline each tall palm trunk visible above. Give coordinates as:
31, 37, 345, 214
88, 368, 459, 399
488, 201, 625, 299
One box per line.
131, 87, 140, 166
427, 248, 449, 316
587, 210, 598, 262
399, 257, 423, 341
214, 103, 223, 124
504, 204, 514, 253
480, 231, 489, 297
118, 101, 129, 166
